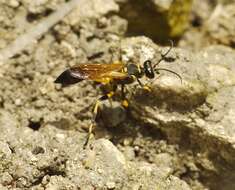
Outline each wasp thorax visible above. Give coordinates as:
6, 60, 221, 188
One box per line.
126, 63, 143, 78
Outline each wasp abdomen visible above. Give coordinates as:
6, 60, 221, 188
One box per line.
54, 69, 83, 86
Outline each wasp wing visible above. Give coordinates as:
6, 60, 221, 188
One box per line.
55, 63, 127, 86
70, 63, 125, 79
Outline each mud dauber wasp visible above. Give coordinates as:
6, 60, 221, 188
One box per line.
55, 43, 182, 147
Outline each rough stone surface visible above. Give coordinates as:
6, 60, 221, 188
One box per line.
0, 0, 235, 189
130, 42, 235, 190
179, 1, 235, 50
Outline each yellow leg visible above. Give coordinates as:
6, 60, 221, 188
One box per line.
83, 123, 94, 148
93, 100, 100, 116
121, 84, 129, 109
83, 91, 115, 148
143, 85, 152, 92
135, 77, 152, 92
83, 100, 100, 148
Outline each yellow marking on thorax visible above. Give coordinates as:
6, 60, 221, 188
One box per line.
95, 78, 112, 84
112, 60, 122, 64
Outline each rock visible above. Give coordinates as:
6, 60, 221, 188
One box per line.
106, 181, 116, 189
66, 0, 119, 26
130, 41, 235, 190
206, 4, 235, 46
67, 139, 127, 189
44, 176, 77, 190
0, 172, 13, 186
0, 141, 12, 159
124, 162, 191, 190
8, 0, 20, 8
99, 101, 127, 127
179, 2, 235, 49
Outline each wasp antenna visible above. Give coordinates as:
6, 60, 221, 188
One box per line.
162, 40, 173, 57
155, 68, 182, 84
153, 40, 174, 69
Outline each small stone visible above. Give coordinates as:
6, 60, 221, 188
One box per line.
39, 87, 47, 95
61, 41, 76, 58
0, 172, 13, 186
0, 184, 8, 190
97, 17, 108, 28
41, 175, 50, 186
55, 133, 65, 142
154, 153, 172, 168
132, 183, 141, 190
123, 146, 135, 161
32, 146, 45, 155
14, 98, 22, 106
16, 177, 27, 187
134, 145, 140, 153
83, 150, 96, 169
106, 181, 116, 189
97, 168, 103, 174
9, 0, 20, 8
123, 138, 131, 146
0, 141, 12, 158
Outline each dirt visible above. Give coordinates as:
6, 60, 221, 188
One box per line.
0, 0, 235, 190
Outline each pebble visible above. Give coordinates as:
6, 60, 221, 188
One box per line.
14, 98, 22, 106
106, 181, 116, 189
9, 0, 20, 8
0, 172, 13, 186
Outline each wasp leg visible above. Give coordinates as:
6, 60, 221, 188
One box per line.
83, 91, 115, 148
129, 75, 147, 90
121, 84, 129, 108
136, 78, 143, 86
108, 84, 117, 107
136, 78, 152, 92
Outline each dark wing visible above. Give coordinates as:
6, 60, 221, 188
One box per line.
54, 69, 83, 86
55, 63, 127, 86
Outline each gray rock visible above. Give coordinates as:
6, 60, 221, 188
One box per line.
129, 39, 235, 190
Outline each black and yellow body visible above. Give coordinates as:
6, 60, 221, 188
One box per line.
54, 61, 152, 86
55, 57, 182, 147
